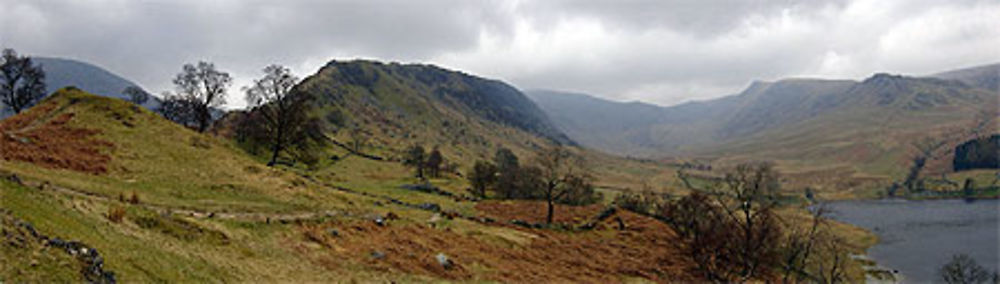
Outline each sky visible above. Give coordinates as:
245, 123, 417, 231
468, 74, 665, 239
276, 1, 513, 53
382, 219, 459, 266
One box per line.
1, 0, 997, 108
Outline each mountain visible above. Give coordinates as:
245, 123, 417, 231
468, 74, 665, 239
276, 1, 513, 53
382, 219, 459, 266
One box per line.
527, 78, 855, 156
296, 60, 572, 162
34, 57, 158, 108
931, 63, 999, 91
0, 57, 158, 118
529, 64, 998, 183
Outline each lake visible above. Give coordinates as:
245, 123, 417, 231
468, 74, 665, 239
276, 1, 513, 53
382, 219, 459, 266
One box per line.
826, 199, 999, 283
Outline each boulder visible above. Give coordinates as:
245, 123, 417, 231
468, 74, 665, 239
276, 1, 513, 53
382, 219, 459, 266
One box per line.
435, 253, 453, 270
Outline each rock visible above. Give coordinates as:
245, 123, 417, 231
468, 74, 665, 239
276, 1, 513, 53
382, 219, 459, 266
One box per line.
510, 220, 531, 228
436, 253, 453, 270
371, 250, 386, 260
4, 173, 22, 185
417, 203, 441, 212
385, 212, 399, 220
328, 229, 340, 238
428, 213, 442, 223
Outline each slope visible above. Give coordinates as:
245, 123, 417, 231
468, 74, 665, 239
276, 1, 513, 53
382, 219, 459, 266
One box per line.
296, 60, 573, 163
931, 62, 999, 91
527, 78, 855, 157
0, 87, 698, 282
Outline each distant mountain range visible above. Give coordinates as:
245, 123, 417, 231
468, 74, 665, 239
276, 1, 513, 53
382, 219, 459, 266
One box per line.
528, 63, 998, 176
1, 57, 156, 118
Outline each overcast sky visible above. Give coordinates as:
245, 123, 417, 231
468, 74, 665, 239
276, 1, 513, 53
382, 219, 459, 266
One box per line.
1, 0, 997, 108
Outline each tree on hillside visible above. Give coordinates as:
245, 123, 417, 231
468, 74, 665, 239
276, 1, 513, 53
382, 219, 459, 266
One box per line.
467, 160, 497, 198
173, 61, 232, 132
243, 65, 324, 167
493, 147, 521, 199
403, 145, 427, 179
425, 147, 444, 178
122, 86, 149, 105
348, 126, 368, 153
157, 91, 196, 126
0, 48, 46, 114
711, 162, 783, 280
534, 146, 590, 224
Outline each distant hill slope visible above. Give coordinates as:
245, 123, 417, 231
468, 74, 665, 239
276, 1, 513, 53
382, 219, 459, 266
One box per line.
931, 63, 999, 91
0, 57, 159, 118
530, 64, 998, 181
528, 78, 855, 156
34, 57, 158, 108
296, 60, 572, 162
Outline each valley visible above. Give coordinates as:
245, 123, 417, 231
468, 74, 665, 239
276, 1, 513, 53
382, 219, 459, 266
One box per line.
0, 53, 995, 282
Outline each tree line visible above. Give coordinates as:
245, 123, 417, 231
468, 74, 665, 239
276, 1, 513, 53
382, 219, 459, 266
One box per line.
463, 146, 601, 224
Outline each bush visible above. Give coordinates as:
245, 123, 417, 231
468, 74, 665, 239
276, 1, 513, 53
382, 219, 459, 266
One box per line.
128, 191, 140, 204
613, 190, 664, 215
107, 206, 126, 223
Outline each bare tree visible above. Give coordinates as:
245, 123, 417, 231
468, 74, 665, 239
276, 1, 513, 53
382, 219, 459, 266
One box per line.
122, 86, 149, 105
711, 162, 783, 280
940, 254, 995, 284
781, 204, 830, 283
535, 146, 588, 224
173, 61, 232, 132
0, 48, 46, 114
244, 65, 309, 167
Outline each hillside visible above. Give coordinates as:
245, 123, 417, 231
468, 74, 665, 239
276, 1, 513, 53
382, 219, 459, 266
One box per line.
293, 60, 574, 163
531, 66, 997, 192
528, 78, 855, 157
0, 84, 702, 282
931, 63, 999, 91
2, 57, 158, 118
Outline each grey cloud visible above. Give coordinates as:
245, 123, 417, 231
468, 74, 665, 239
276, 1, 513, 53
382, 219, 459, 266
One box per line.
1, 0, 996, 107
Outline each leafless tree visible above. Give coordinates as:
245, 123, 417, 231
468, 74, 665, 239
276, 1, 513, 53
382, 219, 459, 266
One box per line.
0, 48, 46, 114
710, 162, 783, 280
940, 254, 995, 284
173, 61, 231, 132
535, 146, 588, 224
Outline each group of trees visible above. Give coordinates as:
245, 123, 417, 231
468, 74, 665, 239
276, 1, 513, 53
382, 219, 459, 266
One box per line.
467, 146, 600, 224
402, 145, 445, 179
613, 162, 853, 282
0, 48, 46, 114
152, 61, 325, 167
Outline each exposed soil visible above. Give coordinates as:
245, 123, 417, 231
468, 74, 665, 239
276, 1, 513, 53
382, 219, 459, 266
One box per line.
0, 103, 113, 174
300, 202, 698, 283
474, 200, 606, 225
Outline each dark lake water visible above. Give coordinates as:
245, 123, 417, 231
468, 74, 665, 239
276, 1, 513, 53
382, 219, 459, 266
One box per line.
826, 199, 999, 283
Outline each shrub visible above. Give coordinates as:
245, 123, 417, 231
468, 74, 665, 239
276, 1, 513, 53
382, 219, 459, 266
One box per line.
107, 206, 126, 223
128, 191, 140, 204
613, 190, 664, 215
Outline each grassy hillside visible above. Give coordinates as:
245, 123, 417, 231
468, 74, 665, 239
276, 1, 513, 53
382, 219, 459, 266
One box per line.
0, 88, 719, 282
